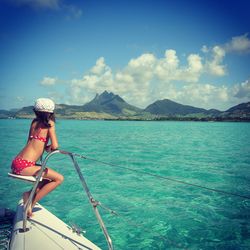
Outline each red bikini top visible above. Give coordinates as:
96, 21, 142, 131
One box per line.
30, 128, 47, 143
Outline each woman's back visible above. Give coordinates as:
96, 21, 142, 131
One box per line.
17, 121, 49, 162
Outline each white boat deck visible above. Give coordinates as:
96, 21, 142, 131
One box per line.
9, 200, 101, 250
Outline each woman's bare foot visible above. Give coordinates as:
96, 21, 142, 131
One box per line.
23, 192, 33, 217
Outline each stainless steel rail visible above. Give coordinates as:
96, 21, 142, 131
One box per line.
23, 149, 113, 250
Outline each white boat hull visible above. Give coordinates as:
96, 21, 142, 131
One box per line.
9, 200, 101, 250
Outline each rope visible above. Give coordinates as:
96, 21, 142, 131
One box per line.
66, 151, 250, 200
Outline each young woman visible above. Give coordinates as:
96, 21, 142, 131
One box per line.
11, 98, 64, 217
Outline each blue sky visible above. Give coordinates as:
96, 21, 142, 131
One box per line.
0, 0, 250, 110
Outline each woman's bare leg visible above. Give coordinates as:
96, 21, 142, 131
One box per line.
31, 168, 64, 207
21, 166, 64, 216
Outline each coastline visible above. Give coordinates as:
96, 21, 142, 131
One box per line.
1, 115, 250, 122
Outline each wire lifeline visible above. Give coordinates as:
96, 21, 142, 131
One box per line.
62, 150, 250, 200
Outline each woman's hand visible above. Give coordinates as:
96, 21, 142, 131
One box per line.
45, 145, 52, 152
45, 144, 59, 152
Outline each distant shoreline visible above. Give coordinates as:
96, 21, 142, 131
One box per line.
1, 92, 249, 121
1, 117, 250, 122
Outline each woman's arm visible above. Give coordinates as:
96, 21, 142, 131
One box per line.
48, 121, 59, 150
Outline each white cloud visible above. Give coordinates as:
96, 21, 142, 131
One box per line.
43, 34, 250, 110
126, 53, 156, 84
225, 34, 250, 53
155, 50, 204, 82
155, 50, 179, 81
233, 79, 250, 99
202, 34, 250, 77
68, 58, 114, 103
187, 54, 203, 73
205, 46, 226, 76
67, 51, 215, 108
182, 54, 203, 82
65, 48, 248, 109
90, 57, 110, 75
177, 83, 230, 109
40, 76, 58, 86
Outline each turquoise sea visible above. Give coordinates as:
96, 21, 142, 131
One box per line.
0, 119, 250, 249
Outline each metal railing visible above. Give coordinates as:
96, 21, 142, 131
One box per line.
23, 149, 113, 250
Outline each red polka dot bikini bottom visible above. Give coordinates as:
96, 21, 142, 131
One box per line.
11, 157, 36, 175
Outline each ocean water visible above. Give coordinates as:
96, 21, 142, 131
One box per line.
0, 119, 250, 249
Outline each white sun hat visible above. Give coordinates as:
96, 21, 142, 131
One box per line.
34, 98, 55, 113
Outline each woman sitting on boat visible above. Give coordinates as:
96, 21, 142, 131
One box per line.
11, 98, 64, 217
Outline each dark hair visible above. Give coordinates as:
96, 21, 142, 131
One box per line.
33, 109, 56, 128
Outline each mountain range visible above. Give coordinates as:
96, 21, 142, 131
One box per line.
1, 91, 250, 121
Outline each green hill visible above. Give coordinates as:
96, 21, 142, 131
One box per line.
82, 91, 141, 115
1, 91, 249, 121
144, 99, 207, 115
221, 102, 250, 118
